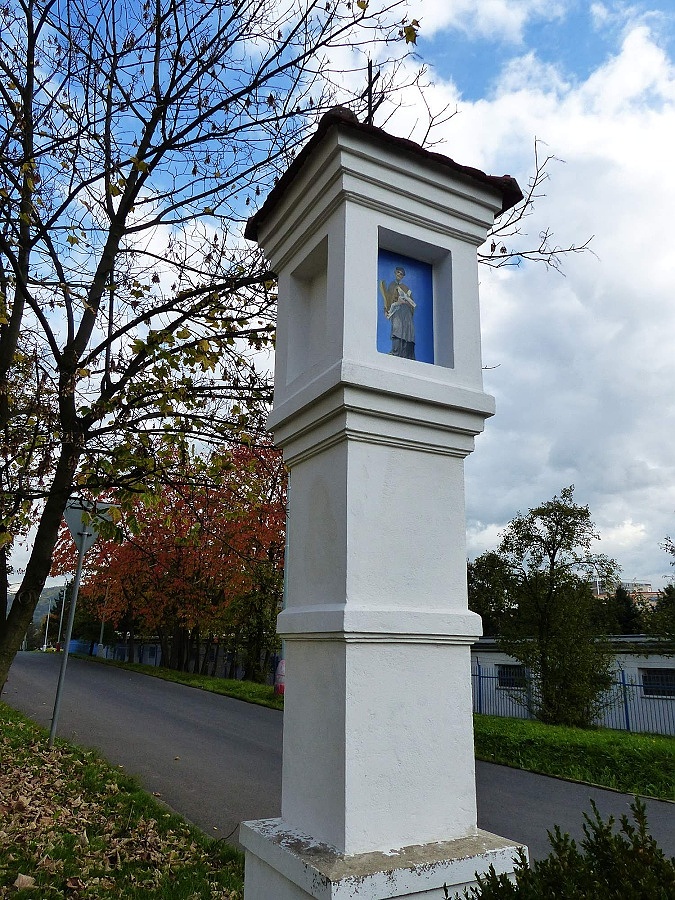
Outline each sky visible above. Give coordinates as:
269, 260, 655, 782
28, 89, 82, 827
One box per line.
380, 0, 675, 587
16, 0, 675, 595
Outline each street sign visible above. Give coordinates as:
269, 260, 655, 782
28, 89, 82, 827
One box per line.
63, 499, 114, 554
49, 498, 116, 747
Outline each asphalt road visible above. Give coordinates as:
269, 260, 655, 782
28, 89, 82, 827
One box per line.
3, 652, 282, 844
3, 651, 674, 861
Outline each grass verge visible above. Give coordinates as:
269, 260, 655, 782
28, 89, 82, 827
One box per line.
474, 714, 675, 800
0, 703, 245, 899
78, 656, 283, 711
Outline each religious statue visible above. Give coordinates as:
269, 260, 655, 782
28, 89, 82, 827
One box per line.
379, 265, 416, 359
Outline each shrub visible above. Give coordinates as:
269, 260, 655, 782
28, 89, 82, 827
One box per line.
458, 800, 675, 899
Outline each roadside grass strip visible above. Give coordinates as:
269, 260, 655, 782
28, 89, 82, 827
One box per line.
0, 704, 244, 899
78, 658, 284, 711
474, 714, 675, 801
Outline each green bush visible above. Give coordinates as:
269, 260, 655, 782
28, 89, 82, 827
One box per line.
459, 800, 675, 899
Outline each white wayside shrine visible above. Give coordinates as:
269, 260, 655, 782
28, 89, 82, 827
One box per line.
240, 108, 527, 899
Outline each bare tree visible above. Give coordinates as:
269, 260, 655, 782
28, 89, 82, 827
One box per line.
479, 139, 594, 271
0, 0, 418, 690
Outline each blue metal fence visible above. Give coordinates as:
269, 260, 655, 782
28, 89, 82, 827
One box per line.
472, 664, 675, 736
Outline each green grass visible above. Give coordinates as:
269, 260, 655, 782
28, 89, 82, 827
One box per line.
474, 714, 675, 800
78, 656, 284, 710
0, 703, 245, 899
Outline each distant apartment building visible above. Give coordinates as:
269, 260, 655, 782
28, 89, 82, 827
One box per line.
622, 581, 662, 605
591, 579, 661, 605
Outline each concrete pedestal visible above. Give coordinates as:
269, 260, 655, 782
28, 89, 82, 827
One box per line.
241, 820, 524, 900
242, 109, 525, 899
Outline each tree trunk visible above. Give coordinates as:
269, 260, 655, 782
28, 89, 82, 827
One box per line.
0, 446, 79, 694
192, 625, 200, 674
200, 633, 213, 675
245, 597, 267, 683
0, 544, 8, 627
225, 637, 238, 679
244, 623, 264, 683
210, 640, 221, 678
158, 626, 170, 668
169, 624, 189, 671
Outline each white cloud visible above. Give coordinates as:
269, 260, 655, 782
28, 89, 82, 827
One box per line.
466, 522, 505, 556
418, 0, 568, 44
383, 18, 675, 586
495, 52, 572, 96
599, 519, 647, 549
590, 1, 670, 40
590, 3, 613, 29
289, 9, 675, 587
579, 24, 674, 112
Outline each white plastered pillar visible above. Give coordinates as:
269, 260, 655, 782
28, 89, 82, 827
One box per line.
240, 109, 526, 899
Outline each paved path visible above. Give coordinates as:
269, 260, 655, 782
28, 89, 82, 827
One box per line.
3, 652, 281, 843
3, 651, 674, 860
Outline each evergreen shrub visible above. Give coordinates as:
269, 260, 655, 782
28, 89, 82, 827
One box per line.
452, 800, 675, 899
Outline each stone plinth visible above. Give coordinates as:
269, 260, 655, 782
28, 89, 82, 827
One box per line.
241, 819, 524, 900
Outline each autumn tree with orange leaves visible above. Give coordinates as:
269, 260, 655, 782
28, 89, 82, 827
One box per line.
52, 447, 286, 681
